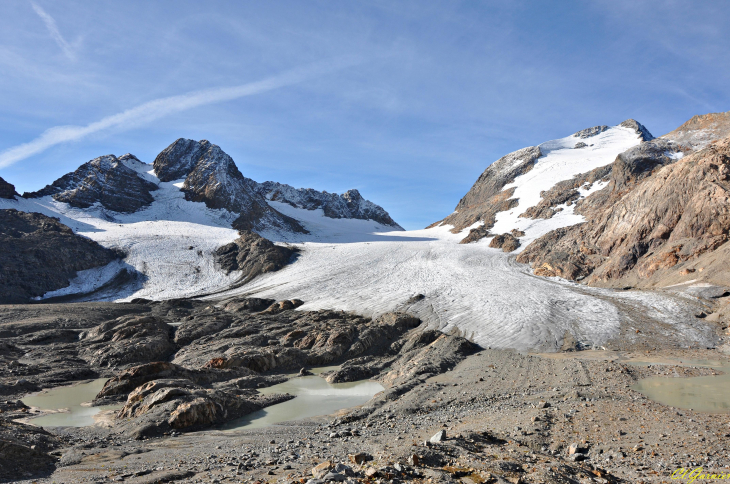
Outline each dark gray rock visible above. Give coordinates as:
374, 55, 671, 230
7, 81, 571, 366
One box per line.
0, 209, 121, 303
24, 154, 158, 213
79, 315, 176, 368
573, 125, 609, 139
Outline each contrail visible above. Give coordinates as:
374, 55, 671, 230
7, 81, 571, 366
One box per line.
31, 2, 76, 61
0, 58, 358, 169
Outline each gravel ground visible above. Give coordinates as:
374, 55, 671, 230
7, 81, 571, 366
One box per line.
10, 346, 730, 484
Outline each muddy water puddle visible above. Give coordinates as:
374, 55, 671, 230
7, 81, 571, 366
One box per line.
626, 357, 730, 413
223, 367, 384, 430
21, 378, 121, 427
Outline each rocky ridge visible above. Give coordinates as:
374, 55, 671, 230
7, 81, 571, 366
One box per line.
24, 154, 158, 213
660, 110, 730, 150
256, 181, 403, 228
154, 139, 307, 233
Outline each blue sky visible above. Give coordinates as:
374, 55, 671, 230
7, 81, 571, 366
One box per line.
0, 1, 728, 229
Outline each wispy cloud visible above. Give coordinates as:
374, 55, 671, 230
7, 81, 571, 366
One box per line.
0, 58, 359, 169
30, 2, 76, 61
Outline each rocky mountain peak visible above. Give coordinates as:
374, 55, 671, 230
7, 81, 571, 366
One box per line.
153, 138, 212, 182
0, 176, 18, 199
24, 155, 159, 213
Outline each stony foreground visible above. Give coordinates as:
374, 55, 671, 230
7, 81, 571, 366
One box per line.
1, 299, 729, 484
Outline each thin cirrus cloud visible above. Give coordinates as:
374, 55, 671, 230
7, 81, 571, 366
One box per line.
0, 57, 360, 169
30, 2, 76, 61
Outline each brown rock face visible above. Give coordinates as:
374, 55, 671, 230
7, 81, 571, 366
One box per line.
488, 233, 521, 252
518, 135, 730, 288
0, 209, 121, 303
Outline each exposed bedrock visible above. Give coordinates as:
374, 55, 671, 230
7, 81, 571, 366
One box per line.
0, 209, 122, 304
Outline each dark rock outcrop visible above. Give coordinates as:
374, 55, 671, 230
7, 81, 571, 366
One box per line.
24, 154, 158, 213
0, 176, 17, 199
256, 182, 403, 228
79, 315, 176, 368
0, 209, 121, 303
213, 231, 298, 282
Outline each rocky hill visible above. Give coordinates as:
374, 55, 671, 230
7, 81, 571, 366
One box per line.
659, 110, 730, 150
0, 209, 121, 303
153, 139, 306, 233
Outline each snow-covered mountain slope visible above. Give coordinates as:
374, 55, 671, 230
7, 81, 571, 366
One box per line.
0, 139, 402, 301
433, 120, 652, 245
255, 182, 402, 229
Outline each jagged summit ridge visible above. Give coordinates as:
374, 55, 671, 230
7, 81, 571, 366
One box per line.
256, 181, 402, 228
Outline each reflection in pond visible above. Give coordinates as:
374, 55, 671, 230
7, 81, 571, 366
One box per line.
22, 378, 121, 427
223, 370, 383, 430
628, 358, 730, 413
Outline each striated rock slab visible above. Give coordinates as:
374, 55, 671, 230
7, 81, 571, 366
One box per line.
79, 315, 176, 368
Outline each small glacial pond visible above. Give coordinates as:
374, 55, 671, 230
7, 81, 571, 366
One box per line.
223, 367, 384, 430
628, 358, 730, 413
21, 378, 121, 427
